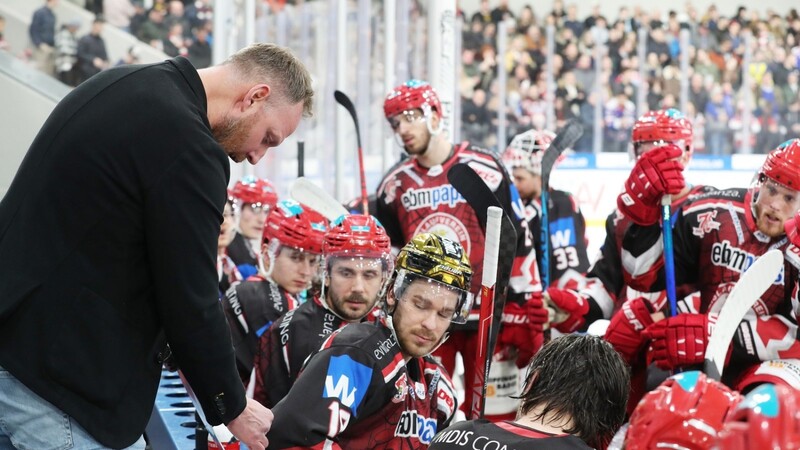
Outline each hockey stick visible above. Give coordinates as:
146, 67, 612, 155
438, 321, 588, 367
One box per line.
297, 140, 305, 178
703, 249, 784, 381
661, 195, 679, 317
178, 371, 226, 449
289, 177, 349, 222
447, 163, 517, 419
333, 90, 369, 215
471, 207, 503, 419
539, 120, 583, 288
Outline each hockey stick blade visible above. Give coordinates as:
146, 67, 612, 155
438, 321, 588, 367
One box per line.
540, 119, 583, 181
540, 119, 583, 287
289, 177, 349, 222
470, 206, 503, 419
703, 249, 784, 380
178, 371, 225, 449
334, 90, 369, 214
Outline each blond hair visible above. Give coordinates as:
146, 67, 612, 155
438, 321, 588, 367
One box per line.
226, 43, 314, 117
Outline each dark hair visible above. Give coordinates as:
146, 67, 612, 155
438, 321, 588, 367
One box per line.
517, 334, 629, 449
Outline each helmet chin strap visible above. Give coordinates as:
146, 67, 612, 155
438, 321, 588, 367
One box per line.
258, 240, 280, 279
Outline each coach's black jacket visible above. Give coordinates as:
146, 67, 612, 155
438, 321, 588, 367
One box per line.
0, 57, 245, 448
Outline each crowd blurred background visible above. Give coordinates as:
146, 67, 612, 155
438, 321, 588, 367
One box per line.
2, 0, 799, 157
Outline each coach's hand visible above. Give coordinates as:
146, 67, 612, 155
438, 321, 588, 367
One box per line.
227, 398, 273, 450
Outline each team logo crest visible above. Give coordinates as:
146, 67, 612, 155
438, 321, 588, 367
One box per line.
392, 373, 408, 403
414, 213, 471, 254
693, 211, 721, 237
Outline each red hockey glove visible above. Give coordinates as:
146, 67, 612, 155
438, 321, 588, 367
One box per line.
603, 297, 656, 364
617, 144, 685, 226
643, 313, 709, 371
544, 287, 590, 333
498, 293, 547, 368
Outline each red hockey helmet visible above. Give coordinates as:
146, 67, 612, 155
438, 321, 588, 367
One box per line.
262, 200, 328, 254
717, 383, 800, 450
229, 176, 279, 210
632, 109, 693, 157
760, 139, 800, 191
383, 80, 443, 120
501, 129, 557, 175
625, 371, 742, 450
324, 214, 392, 260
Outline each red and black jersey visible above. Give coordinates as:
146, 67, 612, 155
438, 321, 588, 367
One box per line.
580, 185, 713, 325
222, 278, 300, 384
267, 320, 457, 449
621, 187, 800, 381
428, 420, 591, 450
252, 296, 348, 408
375, 143, 541, 325
226, 232, 258, 267
525, 189, 590, 287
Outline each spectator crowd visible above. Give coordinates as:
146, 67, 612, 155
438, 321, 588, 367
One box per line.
6, 0, 800, 153
459, 0, 800, 154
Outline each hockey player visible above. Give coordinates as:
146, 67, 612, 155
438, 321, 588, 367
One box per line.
251, 214, 393, 407
428, 334, 629, 450
622, 371, 742, 450
227, 175, 279, 277
716, 383, 800, 449
267, 233, 471, 449
218, 197, 242, 294
544, 109, 702, 334
223, 199, 327, 384
500, 129, 590, 288
619, 139, 800, 391
375, 80, 546, 417
543, 110, 711, 413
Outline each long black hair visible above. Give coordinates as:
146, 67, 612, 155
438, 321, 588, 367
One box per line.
517, 334, 629, 449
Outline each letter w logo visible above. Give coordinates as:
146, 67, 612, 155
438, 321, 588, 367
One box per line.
551, 229, 572, 248
325, 375, 356, 408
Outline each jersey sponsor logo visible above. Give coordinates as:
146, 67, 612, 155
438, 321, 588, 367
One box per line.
268, 282, 284, 314
413, 213, 471, 255
430, 429, 473, 445
319, 312, 338, 340
373, 333, 398, 360
279, 309, 295, 345
711, 240, 757, 273
550, 218, 581, 271
401, 185, 465, 211
710, 240, 784, 284
226, 290, 243, 316
324, 355, 372, 416
693, 210, 721, 238
395, 410, 437, 444
550, 217, 576, 248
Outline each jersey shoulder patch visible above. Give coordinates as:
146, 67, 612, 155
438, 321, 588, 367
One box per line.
324, 354, 373, 415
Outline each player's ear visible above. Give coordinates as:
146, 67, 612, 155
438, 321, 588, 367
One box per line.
385, 285, 397, 308
261, 242, 271, 271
